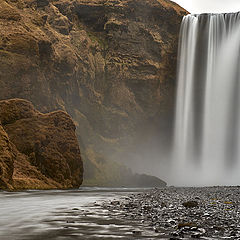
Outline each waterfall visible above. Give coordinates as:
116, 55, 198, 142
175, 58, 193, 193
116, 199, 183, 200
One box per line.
173, 12, 240, 186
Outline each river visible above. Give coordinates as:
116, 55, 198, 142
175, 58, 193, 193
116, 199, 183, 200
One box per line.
0, 188, 154, 240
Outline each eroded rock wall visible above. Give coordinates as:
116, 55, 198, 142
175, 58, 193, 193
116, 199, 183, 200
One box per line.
0, 0, 187, 184
0, 99, 83, 190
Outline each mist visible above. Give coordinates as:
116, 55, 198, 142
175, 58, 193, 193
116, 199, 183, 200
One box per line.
125, 9, 240, 188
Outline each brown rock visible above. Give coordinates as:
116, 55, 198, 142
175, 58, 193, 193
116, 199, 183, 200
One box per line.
0, 2, 21, 21
0, 125, 15, 190
0, 0, 188, 185
0, 99, 83, 190
182, 201, 199, 208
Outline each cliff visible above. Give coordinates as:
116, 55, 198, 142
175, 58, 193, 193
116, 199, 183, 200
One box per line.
0, 99, 83, 190
0, 0, 187, 185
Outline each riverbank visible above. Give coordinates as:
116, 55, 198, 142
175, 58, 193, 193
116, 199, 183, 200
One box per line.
1, 187, 240, 239
103, 186, 240, 239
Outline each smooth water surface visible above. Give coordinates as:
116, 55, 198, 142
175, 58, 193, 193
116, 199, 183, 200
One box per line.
0, 188, 155, 240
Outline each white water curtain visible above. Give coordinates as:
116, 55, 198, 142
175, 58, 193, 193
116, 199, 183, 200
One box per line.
173, 12, 240, 186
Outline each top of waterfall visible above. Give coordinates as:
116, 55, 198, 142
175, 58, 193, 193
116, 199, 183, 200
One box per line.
187, 11, 240, 18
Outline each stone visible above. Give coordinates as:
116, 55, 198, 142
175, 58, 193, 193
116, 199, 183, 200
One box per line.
132, 230, 142, 236
0, 99, 83, 190
103, 187, 240, 239
37, 0, 49, 8
182, 201, 199, 208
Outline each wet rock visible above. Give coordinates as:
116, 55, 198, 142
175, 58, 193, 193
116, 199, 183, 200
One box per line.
182, 201, 198, 208
111, 201, 120, 205
171, 231, 180, 237
178, 222, 197, 229
66, 220, 75, 223
132, 230, 142, 236
191, 233, 201, 238
168, 219, 177, 225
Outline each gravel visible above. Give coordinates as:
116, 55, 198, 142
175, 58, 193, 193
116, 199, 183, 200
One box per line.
103, 186, 240, 239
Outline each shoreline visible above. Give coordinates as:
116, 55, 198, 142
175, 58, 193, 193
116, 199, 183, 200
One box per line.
103, 186, 240, 239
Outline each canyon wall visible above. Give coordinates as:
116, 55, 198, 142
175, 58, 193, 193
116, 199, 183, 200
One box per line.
0, 0, 187, 185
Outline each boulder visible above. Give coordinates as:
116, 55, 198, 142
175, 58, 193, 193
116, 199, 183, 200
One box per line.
0, 99, 83, 190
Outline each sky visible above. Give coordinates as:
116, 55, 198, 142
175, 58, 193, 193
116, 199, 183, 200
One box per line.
173, 0, 240, 14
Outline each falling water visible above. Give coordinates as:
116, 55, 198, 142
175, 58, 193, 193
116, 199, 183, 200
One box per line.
173, 12, 240, 186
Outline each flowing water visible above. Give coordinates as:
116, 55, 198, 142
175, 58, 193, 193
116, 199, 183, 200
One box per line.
173, 12, 240, 186
0, 188, 157, 240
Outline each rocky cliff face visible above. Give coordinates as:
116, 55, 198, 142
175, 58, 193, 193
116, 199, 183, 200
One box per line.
0, 0, 187, 184
0, 99, 83, 190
